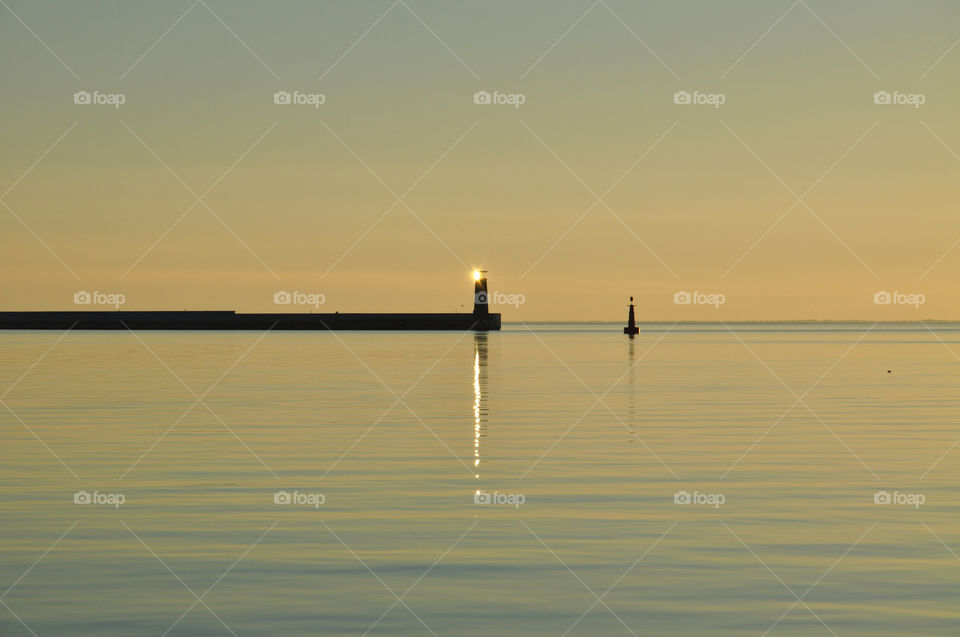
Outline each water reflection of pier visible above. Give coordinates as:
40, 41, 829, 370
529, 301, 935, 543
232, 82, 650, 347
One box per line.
473, 333, 488, 479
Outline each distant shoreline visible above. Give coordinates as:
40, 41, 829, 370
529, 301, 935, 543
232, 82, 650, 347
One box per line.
504, 320, 960, 325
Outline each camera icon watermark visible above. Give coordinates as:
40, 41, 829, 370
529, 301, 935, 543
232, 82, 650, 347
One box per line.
473, 90, 526, 109
873, 90, 925, 109
673, 90, 725, 109
873, 490, 924, 508
274, 290, 325, 308
274, 490, 325, 509
273, 90, 326, 108
674, 290, 725, 308
873, 290, 925, 308
474, 291, 488, 305
73, 290, 126, 308
73, 490, 125, 508
673, 490, 725, 508
474, 490, 525, 508
73, 90, 126, 108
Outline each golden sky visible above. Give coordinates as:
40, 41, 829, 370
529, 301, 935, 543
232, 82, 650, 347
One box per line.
1, 1, 959, 320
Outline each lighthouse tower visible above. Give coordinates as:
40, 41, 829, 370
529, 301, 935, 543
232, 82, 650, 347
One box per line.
473, 270, 489, 318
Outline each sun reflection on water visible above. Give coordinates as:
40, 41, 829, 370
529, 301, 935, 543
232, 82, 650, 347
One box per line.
473, 333, 488, 478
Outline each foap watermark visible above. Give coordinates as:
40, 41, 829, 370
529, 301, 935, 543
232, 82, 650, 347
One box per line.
673, 90, 725, 109
274, 490, 325, 509
473, 90, 526, 109
874, 290, 925, 308
273, 90, 326, 108
873, 91, 925, 109
674, 490, 725, 508
674, 290, 725, 309
74, 290, 126, 308
874, 490, 925, 508
73, 90, 125, 108
274, 290, 325, 308
74, 490, 125, 508
474, 490, 525, 508
490, 291, 525, 309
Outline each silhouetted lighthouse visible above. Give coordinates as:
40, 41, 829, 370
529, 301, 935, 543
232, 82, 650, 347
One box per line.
624, 296, 639, 336
473, 270, 489, 318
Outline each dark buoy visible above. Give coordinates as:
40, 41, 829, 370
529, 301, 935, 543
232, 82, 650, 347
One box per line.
623, 296, 639, 336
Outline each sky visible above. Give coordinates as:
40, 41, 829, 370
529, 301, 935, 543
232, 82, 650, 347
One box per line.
1, 0, 959, 320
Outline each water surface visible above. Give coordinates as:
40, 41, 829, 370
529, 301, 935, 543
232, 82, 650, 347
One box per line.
1, 323, 958, 635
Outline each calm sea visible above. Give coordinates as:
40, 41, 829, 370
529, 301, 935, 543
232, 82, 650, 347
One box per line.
1, 323, 958, 636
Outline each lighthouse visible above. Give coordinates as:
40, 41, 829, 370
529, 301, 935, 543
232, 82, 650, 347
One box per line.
473, 270, 489, 318
623, 296, 639, 336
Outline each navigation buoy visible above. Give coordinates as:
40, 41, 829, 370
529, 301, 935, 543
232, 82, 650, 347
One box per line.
623, 296, 639, 336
